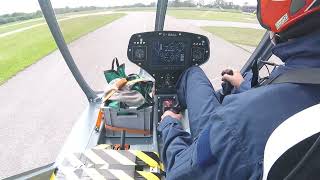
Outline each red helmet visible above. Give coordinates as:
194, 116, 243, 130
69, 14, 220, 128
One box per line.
257, 0, 320, 33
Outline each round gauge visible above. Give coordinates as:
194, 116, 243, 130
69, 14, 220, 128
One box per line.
134, 48, 145, 59
192, 48, 204, 61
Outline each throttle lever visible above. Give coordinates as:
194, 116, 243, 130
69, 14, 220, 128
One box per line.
221, 69, 234, 96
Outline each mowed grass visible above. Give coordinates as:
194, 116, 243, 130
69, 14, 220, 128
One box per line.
0, 13, 125, 84
202, 26, 266, 47
0, 19, 45, 34
0, 15, 72, 35
168, 10, 258, 23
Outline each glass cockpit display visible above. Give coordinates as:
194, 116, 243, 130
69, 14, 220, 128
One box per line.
151, 40, 186, 66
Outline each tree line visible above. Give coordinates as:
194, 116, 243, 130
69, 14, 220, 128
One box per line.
0, 1, 256, 25
0, 11, 42, 25
0, 6, 106, 25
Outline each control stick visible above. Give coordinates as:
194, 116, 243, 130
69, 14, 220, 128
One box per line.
221, 69, 234, 96
120, 130, 126, 150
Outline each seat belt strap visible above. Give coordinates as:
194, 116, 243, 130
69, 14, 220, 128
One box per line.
251, 59, 260, 87
265, 68, 320, 85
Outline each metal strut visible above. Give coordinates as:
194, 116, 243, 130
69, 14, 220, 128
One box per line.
155, 0, 169, 31
38, 0, 98, 102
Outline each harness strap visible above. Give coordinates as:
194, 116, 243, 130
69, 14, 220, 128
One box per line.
262, 68, 320, 86
251, 59, 260, 87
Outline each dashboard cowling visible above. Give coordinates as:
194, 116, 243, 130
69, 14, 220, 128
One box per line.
127, 31, 210, 94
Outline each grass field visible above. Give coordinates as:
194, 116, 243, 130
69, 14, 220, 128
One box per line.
168, 10, 258, 23
0, 13, 125, 84
0, 19, 45, 34
0, 15, 70, 34
61, 9, 110, 16
202, 26, 266, 47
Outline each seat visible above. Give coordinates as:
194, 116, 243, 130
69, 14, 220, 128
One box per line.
263, 104, 320, 180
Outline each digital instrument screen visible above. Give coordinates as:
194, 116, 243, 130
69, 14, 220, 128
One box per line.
151, 40, 186, 66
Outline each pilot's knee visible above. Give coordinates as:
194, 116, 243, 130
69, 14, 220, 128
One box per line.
177, 66, 205, 89
182, 66, 203, 78
187, 66, 202, 73
185, 66, 207, 81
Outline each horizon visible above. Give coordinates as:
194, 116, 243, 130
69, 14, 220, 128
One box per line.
0, 0, 257, 15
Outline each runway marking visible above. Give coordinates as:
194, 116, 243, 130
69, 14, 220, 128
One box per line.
84, 149, 108, 165
103, 149, 136, 166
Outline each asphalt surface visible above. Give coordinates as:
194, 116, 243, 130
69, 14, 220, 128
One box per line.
0, 12, 251, 178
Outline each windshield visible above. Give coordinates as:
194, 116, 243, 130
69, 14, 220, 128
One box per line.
166, 0, 265, 88
54, 0, 266, 91
0, 0, 267, 178
56, 1, 158, 92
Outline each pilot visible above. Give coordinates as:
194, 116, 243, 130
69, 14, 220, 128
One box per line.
158, 1, 320, 179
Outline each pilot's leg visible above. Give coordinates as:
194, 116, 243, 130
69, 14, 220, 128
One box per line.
176, 66, 221, 138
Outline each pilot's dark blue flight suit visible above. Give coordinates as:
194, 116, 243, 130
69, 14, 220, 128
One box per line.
157, 30, 320, 180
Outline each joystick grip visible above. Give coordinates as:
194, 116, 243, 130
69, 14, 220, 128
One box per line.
221, 69, 234, 96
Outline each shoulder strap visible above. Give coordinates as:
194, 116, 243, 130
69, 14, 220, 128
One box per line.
251, 59, 260, 87
265, 68, 320, 85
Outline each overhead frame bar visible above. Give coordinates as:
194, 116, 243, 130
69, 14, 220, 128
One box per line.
38, 0, 98, 102
155, 0, 169, 31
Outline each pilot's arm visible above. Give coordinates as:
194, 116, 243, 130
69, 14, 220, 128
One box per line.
158, 113, 242, 180
157, 107, 257, 180
158, 111, 227, 179
157, 111, 198, 178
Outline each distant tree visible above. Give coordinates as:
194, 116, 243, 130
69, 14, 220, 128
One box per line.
171, 0, 181, 7
198, 0, 205, 7
132, 3, 147, 7
168, 0, 196, 7
0, 6, 104, 25
215, 0, 226, 6
149, 2, 156, 7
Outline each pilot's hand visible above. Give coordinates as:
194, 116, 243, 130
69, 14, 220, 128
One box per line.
222, 70, 244, 89
161, 111, 182, 121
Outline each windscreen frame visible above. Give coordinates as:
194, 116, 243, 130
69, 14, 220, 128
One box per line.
38, 0, 98, 102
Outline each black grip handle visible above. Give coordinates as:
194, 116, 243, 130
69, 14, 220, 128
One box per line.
221, 69, 234, 95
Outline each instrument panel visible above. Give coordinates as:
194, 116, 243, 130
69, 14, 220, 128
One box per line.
127, 31, 210, 94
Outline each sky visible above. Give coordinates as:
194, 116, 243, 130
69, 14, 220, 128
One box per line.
0, 0, 257, 15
